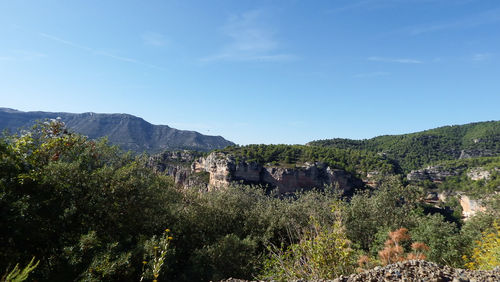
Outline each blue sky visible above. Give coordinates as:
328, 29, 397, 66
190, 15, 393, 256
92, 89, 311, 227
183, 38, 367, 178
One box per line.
1, 0, 499, 145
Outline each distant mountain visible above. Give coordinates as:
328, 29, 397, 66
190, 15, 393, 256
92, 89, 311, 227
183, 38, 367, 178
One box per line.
308, 121, 500, 173
0, 108, 234, 153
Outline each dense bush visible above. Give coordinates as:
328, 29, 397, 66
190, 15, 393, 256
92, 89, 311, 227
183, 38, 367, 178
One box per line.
0, 120, 181, 281
260, 202, 357, 280
1, 120, 498, 280
0, 120, 342, 281
344, 176, 422, 252
464, 221, 500, 270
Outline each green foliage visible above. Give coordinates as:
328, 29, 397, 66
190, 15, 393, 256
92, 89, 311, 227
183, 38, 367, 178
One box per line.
141, 229, 173, 282
344, 176, 422, 251
189, 234, 258, 281
260, 204, 357, 280
1, 120, 345, 281
464, 221, 500, 270
2, 119, 498, 280
218, 144, 395, 176
342, 178, 476, 267
0, 120, 181, 281
1, 257, 39, 282
169, 185, 339, 281
410, 214, 468, 267
309, 121, 500, 173
432, 156, 500, 196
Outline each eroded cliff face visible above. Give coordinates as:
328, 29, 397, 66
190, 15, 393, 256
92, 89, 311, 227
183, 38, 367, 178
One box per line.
459, 195, 486, 219
408, 165, 499, 183
407, 165, 463, 183
466, 167, 500, 181
407, 165, 499, 219
423, 191, 486, 220
192, 152, 362, 194
149, 150, 208, 189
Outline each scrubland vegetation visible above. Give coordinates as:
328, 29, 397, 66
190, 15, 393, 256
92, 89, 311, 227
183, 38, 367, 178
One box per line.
1, 120, 499, 281
309, 120, 500, 173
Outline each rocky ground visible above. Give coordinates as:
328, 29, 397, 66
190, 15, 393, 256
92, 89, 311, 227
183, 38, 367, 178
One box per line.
333, 260, 499, 282
220, 260, 500, 282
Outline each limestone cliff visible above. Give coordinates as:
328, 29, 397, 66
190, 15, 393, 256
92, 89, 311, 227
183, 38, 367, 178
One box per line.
423, 191, 487, 219
149, 150, 208, 190
407, 165, 463, 183
192, 152, 362, 194
408, 165, 499, 183
459, 194, 487, 218
407, 164, 500, 219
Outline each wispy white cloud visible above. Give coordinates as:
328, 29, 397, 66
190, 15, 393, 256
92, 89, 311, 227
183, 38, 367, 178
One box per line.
471, 53, 493, 62
368, 56, 422, 64
409, 8, 500, 35
288, 121, 307, 127
354, 71, 390, 78
94, 51, 138, 63
39, 32, 165, 70
0, 50, 47, 62
142, 32, 167, 46
201, 9, 296, 63
39, 32, 92, 51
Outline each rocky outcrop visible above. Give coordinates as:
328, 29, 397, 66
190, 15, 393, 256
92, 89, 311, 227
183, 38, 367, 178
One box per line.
335, 260, 499, 282
364, 171, 391, 188
460, 195, 487, 219
460, 149, 498, 159
407, 165, 463, 183
149, 150, 208, 189
421, 190, 486, 220
192, 152, 362, 194
466, 167, 498, 181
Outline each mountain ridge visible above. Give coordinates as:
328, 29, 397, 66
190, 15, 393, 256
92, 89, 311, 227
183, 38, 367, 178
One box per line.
0, 108, 234, 153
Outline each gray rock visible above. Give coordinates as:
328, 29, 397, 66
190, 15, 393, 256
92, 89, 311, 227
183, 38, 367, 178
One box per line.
193, 152, 362, 194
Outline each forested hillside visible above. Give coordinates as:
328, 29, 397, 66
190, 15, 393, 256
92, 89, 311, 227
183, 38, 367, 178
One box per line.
2, 120, 499, 281
407, 156, 500, 197
308, 121, 500, 173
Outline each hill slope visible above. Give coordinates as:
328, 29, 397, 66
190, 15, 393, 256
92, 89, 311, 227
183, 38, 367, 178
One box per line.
0, 108, 234, 153
308, 121, 500, 173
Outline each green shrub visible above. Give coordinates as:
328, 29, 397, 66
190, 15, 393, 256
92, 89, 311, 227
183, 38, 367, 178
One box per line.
1, 257, 39, 282
260, 203, 357, 280
464, 221, 500, 270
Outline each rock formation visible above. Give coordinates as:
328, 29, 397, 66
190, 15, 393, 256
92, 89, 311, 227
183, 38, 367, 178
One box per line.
149, 150, 208, 190
467, 167, 495, 181
192, 152, 362, 194
460, 149, 499, 159
407, 165, 463, 183
459, 195, 486, 219
151, 151, 363, 194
